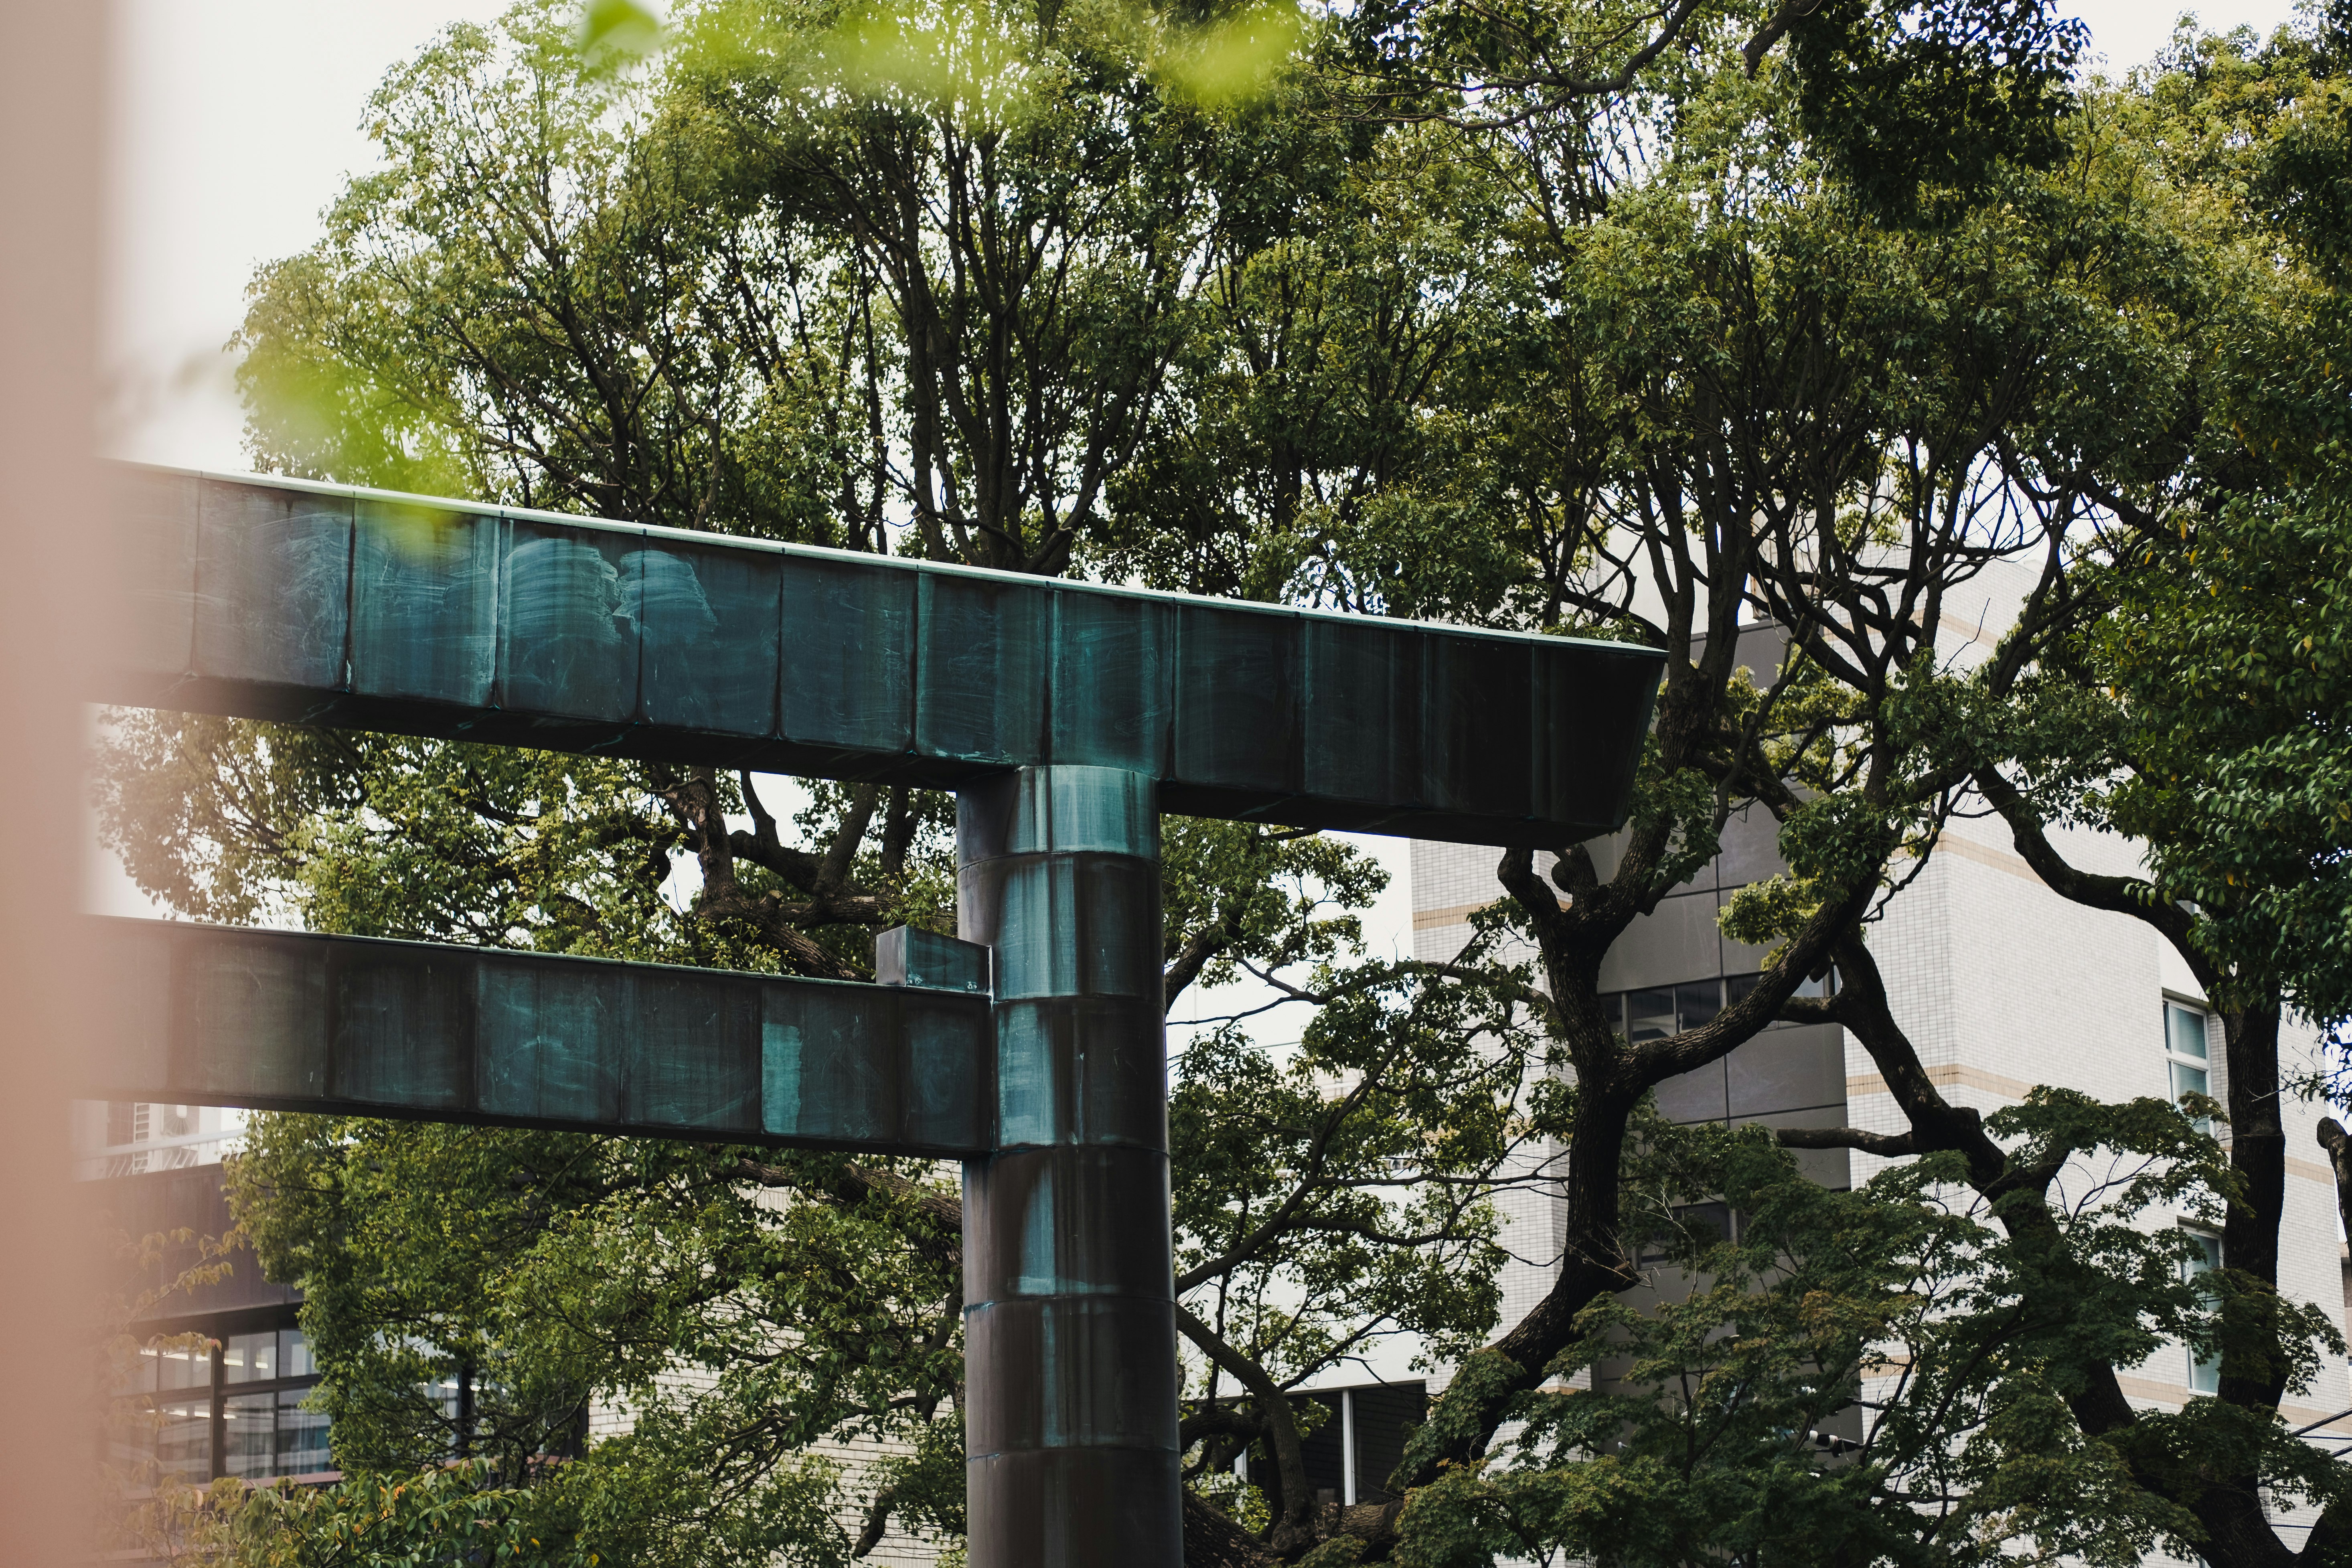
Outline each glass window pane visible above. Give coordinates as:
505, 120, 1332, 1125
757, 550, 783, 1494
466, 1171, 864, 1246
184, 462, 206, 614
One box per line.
2170, 1061, 2212, 1132
2167, 1003, 2208, 1060
1725, 973, 1762, 1007
2184, 1232, 2222, 1392
156, 1398, 211, 1485
1637, 1201, 1730, 1266
281, 1329, 315, 1380
223, 1332, 274, 1384
106, 1401, 155, 1475
1627, 989, 1676, 1043
222, 1392, 274, 1479
156, 1341, 211, 1390
277, 1389, 331, 1476
115, 1348, 157, 1396
1675, 981, 1722, 1029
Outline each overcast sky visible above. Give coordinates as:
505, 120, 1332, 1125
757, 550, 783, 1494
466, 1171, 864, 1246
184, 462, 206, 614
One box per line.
90, 0, 2310, 957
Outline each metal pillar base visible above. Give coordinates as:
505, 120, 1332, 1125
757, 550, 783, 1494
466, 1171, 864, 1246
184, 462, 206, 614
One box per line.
957, 767, 1182, 1566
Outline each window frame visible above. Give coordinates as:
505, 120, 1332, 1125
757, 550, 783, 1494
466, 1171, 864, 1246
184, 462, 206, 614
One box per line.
2162, 999, 2214, 1133
113, 1314, 328, 1487
2180, 1227, 2223, 1394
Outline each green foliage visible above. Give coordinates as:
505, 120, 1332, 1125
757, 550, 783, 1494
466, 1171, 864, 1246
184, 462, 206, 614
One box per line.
2082, 491, 2352, 1040
1979, 15, 2352, 1046
580, 0, 667, 73
104, 1, 2352, 1563
230, 1117, 966, 1564
238, 0, 878, 541
1785, 0, 2085, 221
1161, 817, 1389, 989
1390, 1103, 2346, 1568
93, 716, 930, 972
1172, 966, 1523, 1388
1098, 117, 1531, 617
193, 1464, 594, 1568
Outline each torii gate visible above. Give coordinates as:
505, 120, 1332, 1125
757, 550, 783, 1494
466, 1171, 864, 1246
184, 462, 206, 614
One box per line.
89, 465, 1661, 1565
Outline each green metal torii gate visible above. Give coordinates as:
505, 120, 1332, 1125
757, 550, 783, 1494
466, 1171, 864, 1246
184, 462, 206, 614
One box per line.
89, 464, 1661, 1564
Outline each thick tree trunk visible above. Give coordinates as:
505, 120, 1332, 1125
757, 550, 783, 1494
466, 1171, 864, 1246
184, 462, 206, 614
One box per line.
1183, 1490, 1280, 1568
2217, 1006, 2290, 1410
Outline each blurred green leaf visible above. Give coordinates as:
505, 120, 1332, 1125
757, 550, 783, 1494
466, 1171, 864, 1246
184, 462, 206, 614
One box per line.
579, 0, 665, 69
1149, 0, 1306, 109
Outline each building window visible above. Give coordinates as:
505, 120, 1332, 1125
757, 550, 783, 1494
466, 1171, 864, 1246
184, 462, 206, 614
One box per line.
85, 1100, 244, 1177
154, 1397, 213, 1487
1602, 972, 1833, 1041
112, 1323, 329, 1487
2165, 1001, 2212, 1132
1615, 980, 1730, 1041
1239, 1382, 1428, 1514
2182, 1230, 2222, 1394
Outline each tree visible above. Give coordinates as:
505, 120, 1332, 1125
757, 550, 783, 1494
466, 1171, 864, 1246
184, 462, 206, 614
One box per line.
1374, 15, 2352, 1568
110, 2, 1526, 1560
1333, 0, 2206, 1525
105, 2, 2352, 1564
1909, 18, 2352, 1564
1390, 1099, 2330, 1568
662, 0, 1227, 573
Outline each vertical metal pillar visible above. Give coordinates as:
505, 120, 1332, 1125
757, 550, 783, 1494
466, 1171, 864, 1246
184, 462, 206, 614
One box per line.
957, 766, 1182, 1566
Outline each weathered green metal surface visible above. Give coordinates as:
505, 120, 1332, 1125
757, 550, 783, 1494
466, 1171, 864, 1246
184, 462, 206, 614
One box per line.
875, 925, 992, 993
84, 918, 993, 1157
103, 465, 1663, 847
956, 768, 1181, 1564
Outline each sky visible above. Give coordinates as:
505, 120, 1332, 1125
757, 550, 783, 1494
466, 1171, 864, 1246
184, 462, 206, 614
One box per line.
91, 0, 2310, 981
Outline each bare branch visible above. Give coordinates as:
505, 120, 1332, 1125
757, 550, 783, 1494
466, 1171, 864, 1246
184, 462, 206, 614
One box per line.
1775, 1126, 1918, 1157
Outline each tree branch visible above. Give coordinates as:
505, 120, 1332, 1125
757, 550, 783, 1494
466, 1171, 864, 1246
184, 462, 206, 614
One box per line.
1175, 1303, 1319, 1555
1975, 766, 2206, 983
1774, 1126, 1918, 1157
2320, 1119, 2352, 1245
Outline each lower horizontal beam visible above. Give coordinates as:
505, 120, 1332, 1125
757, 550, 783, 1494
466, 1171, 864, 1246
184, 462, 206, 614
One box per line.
83, 919, 993, 1158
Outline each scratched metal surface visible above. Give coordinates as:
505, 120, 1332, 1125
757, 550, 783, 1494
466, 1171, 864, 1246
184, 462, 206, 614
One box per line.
956, 767, 1183, 1567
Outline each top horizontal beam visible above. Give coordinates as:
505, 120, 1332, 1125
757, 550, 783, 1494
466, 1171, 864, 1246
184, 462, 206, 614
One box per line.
99, 466, 1663, 847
